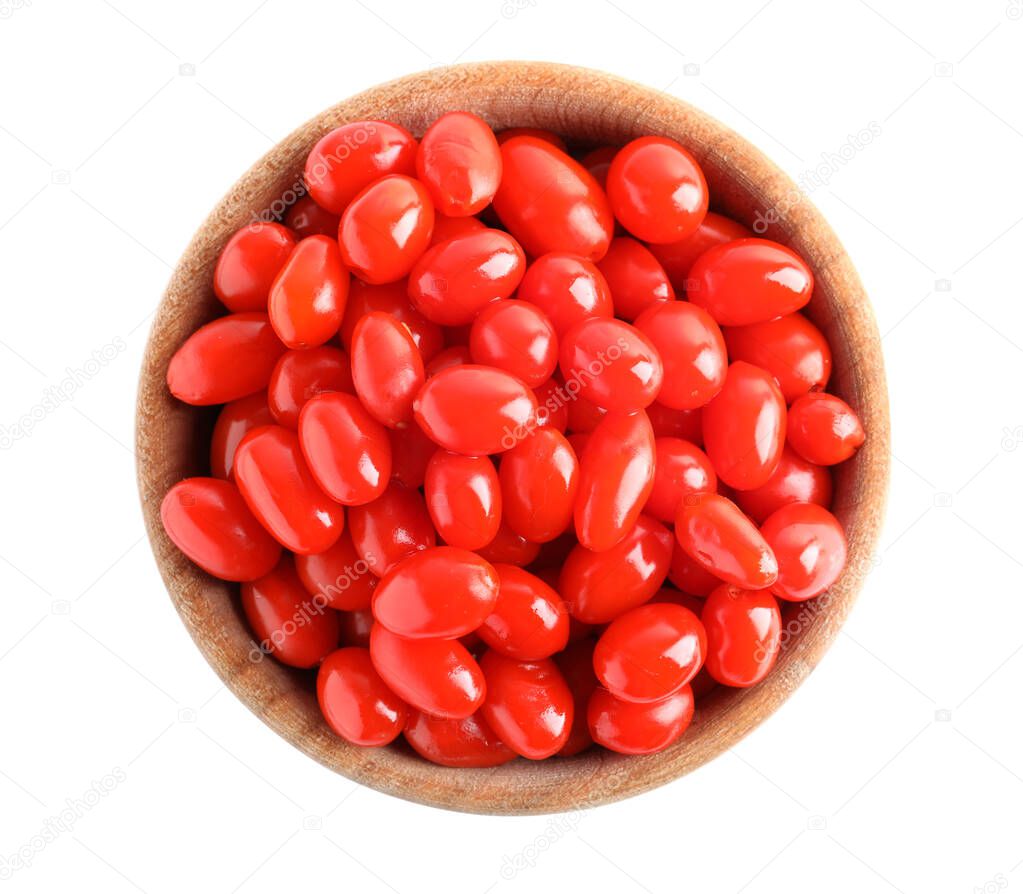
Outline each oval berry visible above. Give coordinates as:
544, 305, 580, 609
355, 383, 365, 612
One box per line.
268, 234, 349, 348
339, 175, 434, 284
723, 313, 832, 403
295, 530, 376, 611
787, 392, 865, 465
161, 477, 281, 581
350, 311, 425, 428
469, 299, 557, 388
688, 238, 813, 326
701, 584, 782, 687
702, 361, 787, 490
413, 365, 537, 455
214, 223, 297, 313
634, 302, 726, 410
675, 492, 778, 590
645, 437, 717, 523
734, 445, 832, 524
499, 427, 579, 543
403, 710, 516, 768
588, 685, 694, 755
234, 425, 344, 555
408, 229, 526, 326
761, 502, 848, 601
167, 312, 287, 406
372, 546, 499, 639
424, 451, 501, 550
606, 136, 708, 244
348, 481, 435, 577
575, 411, 655, 552
559, 317, 663, 413
317, 647, 407, 746
493, 136, 613, 261
299, 392, 391, 505
596, 236, 675, 321
478, 564, 570, 661
516, 252, 613, 337
267, 346, 353, 429
305, 120, 418, 214
561, 514, 674, 624
242, 555, 339, 668
369, 624, 485, 719
479, 652, 573, 760
593, 603, 706, 703
416, 111, 502, 216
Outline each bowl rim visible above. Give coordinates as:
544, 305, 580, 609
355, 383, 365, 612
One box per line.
136, 60, 890, 815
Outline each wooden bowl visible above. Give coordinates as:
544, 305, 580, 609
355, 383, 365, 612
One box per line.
136, 61, 890, 814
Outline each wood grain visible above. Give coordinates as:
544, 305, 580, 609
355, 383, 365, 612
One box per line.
135, 61, 890, 815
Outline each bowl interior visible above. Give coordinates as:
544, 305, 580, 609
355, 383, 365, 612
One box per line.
136, 61, 889, 815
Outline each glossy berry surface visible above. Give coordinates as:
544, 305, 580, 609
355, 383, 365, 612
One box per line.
305, 120, 418, 214
701, 585, 782, 687
687, 237, 814, 326
233, 425, 345, 555
760, 502, 848, 601
317, 647, 407, 746
241, 555, 340, 668
424, 451, 501, 550
214, 223, 297, 313
372, 546, 500, 639
339, 175, 434, 284
478, 564, 570, 661
588, 684, 694, 755
161, 477, 281, 581
268, 234, 349, 349
479, 651, 573, 759
299, 392, 391, 505
369, 623, 485, 719
606, 136, 708, 244
787, 392, 866, 465
702, 362, 787, 490
493, 136, 613, 261
416, 111, 502, 217
593, 603, 706, 703
413, 365, 537, 455
675, 492, 778, 591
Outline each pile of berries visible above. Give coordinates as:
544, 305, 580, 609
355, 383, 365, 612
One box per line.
160, 112, 865, 764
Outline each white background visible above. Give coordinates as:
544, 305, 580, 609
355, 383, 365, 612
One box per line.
1, 1, 1021, 891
